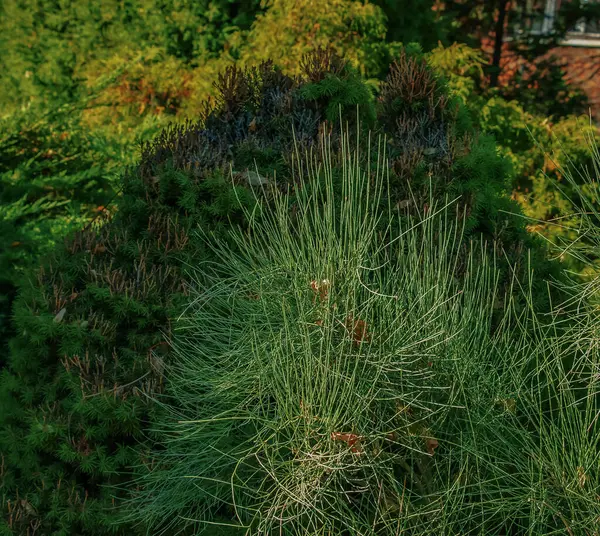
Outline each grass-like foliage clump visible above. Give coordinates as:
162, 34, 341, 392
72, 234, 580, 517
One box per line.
130, 123, 495, 533
129, 124, 600, 535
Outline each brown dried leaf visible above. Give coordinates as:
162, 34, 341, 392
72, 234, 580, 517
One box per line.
426, 438, 439, 456
331, 431, 363, 454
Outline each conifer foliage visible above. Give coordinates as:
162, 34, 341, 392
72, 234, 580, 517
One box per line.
0, 101, 125, 355
0, 47, 547, 535
0, 48, 374, 536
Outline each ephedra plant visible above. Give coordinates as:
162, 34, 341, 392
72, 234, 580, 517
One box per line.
128, 121, 504, 535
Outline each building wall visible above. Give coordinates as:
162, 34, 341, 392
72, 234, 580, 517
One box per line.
550, 46, 600, 118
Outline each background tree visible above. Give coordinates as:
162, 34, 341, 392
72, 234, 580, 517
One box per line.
0, 0, 265, 112
438, 0, 600, 117
372, 0, 451, 50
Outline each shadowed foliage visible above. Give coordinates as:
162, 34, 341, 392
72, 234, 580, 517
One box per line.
0, 46, 557, 535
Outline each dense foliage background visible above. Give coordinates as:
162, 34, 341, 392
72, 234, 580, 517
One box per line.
1, 1, 599, 535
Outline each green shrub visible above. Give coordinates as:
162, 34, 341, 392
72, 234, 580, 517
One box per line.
0, 101, 127, 352
427, 42, 600, 275
127, 121, 503, 535
128, 120, 600, 536
0, 47, 555, 534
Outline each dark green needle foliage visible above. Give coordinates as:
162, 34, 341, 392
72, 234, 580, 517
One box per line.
0, 46, 557, 535
0, 100, 128, 356
0, 48, 374, 536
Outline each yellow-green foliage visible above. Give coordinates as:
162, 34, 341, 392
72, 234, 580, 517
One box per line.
516, 117, 600, 256
82, 49, 191, 131
181, 0, 404, 117
0, 0, 262, 110
426, 42, 488, 104
427, 42, 600, 272
237, 0, 391, 77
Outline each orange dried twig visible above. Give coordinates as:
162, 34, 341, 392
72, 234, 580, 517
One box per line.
345, 315, 371, 345
331, 432, 363, 454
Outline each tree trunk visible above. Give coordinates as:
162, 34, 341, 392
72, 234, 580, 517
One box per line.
490, 0, 510, 87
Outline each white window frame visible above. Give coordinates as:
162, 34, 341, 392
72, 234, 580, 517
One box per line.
564, 0, 600, 44
507, 0, 600, 47
541, 0, 558, 35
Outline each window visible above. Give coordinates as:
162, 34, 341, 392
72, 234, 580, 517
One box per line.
567, 0, 600, 36
509, 0, 558, 38
508, 0, 600, 44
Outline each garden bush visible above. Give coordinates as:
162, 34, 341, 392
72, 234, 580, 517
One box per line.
0, 47, 557, 534
128, 119, 600, 535
0, 100, 128, 353
126, 121, 504, 534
